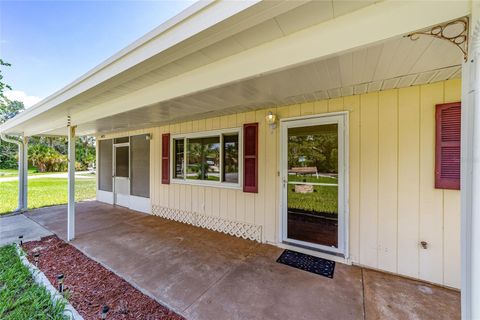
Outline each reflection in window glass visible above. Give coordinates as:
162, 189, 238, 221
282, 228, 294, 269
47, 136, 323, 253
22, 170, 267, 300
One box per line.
187, 137, 220, 181
223, 134, 239, 183
174, 139, 184, 179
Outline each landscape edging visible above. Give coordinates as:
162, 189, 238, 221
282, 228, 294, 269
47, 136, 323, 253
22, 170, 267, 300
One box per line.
15, 244, 84, 320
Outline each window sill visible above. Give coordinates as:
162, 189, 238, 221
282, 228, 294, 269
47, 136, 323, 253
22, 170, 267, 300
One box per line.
171, 178, 242, 190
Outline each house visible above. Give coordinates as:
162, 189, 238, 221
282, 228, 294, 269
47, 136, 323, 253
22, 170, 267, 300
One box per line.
1, 1, 479, 318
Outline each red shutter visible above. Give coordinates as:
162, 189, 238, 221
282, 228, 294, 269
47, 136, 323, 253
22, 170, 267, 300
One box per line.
162, 133, 170, 184
243, 123, 258, 193
435, 102, 461, 190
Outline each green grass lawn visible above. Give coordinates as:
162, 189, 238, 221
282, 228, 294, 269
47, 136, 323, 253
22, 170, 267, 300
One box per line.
287, 174, 338, 214
0, 178, 96, 215
0, 245, 66, 319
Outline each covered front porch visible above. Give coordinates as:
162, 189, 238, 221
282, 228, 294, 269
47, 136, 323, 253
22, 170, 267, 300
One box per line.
24, 201, 460, 320
1, 1, 479, 317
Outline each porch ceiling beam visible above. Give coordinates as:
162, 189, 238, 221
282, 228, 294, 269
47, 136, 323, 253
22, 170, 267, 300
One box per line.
71, 0, 469, 130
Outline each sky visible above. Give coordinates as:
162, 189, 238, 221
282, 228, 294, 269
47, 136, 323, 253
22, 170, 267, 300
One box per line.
0, 0, 194, 107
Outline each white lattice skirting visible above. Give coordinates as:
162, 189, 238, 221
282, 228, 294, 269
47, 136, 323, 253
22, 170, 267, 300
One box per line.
151, 205, 262, 242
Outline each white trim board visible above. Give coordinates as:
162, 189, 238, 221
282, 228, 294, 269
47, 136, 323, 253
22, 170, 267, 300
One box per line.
96, 190, 114, 205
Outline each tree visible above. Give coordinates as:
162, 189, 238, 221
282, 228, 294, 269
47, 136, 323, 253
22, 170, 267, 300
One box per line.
0, 98, 24, 124
0, 59, 12, 100
0, 99, 26, 169
0, 59, 96, 171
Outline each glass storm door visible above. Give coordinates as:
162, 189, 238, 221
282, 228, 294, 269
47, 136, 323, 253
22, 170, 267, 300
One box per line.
114, 144, 130, 207
281, 114, 347, 255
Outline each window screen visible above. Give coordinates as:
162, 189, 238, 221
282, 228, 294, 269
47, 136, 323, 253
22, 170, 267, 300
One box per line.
114, 137, 129, 144
130, 134, 150, 198
98, 139, 113, 191
115, 146, 129, 178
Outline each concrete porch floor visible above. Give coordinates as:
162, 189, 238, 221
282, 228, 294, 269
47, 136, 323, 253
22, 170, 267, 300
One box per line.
24, 201, 460, 320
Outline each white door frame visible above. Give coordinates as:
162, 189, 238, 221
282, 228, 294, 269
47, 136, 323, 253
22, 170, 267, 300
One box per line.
279, 112, 349, 257
113, 142, 130, 207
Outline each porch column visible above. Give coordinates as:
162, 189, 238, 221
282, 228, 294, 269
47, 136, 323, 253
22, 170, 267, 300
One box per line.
17, 139, 26, 210
22, 136, 28, 210
67, 125, 76, 241
461, 7, 480, 319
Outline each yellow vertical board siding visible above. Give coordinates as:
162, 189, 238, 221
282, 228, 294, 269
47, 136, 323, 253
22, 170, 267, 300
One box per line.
288, 104, 301, 117
198, 187, 205, 215
419, 82, 444, 284
211, 188, 220, 217
245, 193, 255, 224
277, 105, 290, 119
108, 79, 461, 288
198, 119, 206, 132
328, 97, 344, 112
255, 110, 267, 240
314, 100, 328, 114
236, 191, 246, 222
345, 95, 361, 262
397, 86, 421, 279
359, 93, 379, 268
264, 107, 279, 242
204, 187, 213, 216
443, 79, 461, 288
377, 90, 398, 273
300, 102, 314, 115
220, 189, 229, 219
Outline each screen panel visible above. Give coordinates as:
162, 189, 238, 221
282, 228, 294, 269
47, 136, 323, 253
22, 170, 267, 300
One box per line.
98, 139, 113, 191
115, 146, 129, 178
130, 134, 150, 198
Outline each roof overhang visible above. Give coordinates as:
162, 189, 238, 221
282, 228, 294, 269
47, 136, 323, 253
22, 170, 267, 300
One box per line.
0, 0, 470, 137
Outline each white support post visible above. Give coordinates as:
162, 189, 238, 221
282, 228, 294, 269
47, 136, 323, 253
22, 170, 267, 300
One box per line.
461, 8, 480, 319
67, 125, 76, 241
17, 141, 25, 210
22, 136, 28, 210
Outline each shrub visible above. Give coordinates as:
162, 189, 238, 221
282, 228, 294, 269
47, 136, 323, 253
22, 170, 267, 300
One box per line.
28, 145, 68, 172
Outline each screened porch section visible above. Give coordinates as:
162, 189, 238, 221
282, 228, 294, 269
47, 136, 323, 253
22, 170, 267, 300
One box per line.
97, 134, 151, 213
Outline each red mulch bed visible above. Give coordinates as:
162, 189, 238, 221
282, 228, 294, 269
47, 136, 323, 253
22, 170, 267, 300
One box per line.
23, 235, 184, 320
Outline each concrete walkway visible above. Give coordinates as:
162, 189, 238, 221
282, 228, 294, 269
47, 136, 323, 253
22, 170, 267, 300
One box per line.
24, 201, 460, 320
0, 214, 52, 246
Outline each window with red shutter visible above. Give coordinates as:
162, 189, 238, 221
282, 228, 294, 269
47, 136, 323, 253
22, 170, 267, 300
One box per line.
435, 102, 461, 190
243, 123, 258, 193
162, 133, 170, 184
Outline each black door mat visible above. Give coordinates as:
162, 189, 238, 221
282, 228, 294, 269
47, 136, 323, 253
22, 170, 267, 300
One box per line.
276, 249, 335, 278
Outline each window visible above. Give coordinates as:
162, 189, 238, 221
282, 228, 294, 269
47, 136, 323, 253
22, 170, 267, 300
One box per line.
223, 134, 239, 183
187, 136, 220, 181
435, 102, 461, 190
172, 129, 241, 187
173, 138, 184, 179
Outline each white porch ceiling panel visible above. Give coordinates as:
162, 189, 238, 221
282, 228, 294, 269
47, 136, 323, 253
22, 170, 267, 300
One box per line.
0, 0, 468, 136
72, 32, 462, 136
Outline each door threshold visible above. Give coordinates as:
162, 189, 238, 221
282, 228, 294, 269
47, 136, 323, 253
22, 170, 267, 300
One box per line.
272, 241, 351, 265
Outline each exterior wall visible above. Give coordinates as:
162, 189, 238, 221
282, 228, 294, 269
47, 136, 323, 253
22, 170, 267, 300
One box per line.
97, 79, 461, 288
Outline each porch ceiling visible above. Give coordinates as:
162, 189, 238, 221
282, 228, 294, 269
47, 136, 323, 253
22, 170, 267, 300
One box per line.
66, 33, 462, 136
0, 0, 468, 137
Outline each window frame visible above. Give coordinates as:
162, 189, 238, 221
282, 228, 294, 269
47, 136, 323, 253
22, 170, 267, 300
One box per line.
170, 128, 243, 189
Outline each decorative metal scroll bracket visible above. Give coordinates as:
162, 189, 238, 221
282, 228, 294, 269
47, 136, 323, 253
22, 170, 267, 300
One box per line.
406, 17, 469, 62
